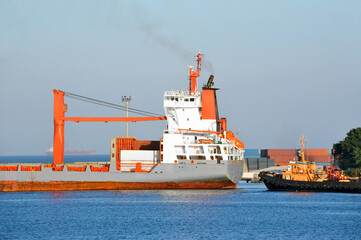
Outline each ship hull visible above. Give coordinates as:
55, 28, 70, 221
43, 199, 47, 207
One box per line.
0, 180, 236, 192
259, 172, 361, 193
0, 160, 243, 192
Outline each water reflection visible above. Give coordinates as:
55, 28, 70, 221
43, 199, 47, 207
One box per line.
158, 189, 239, 203
47, 191, 69, 201
287, 192, 315, 196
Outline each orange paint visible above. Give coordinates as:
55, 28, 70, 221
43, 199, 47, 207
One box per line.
90, 165, 110, 172
198, 139, 213, 144
218, 117, 227, 132
201, 89, 217, 120
53, 90, 66, 165
134, 162, 148, 172
66, 165, 87, 172
225, 130, 244, 149
0, 180, 236, 192
43, 164, 64, 171
62, 116, 166, 122
189, 53, 203, 94
53, 166, 64, 171
116, 137, 136, 171
0, 166, 18, 171
21, 165, 42, 171
117, 137, 135, 150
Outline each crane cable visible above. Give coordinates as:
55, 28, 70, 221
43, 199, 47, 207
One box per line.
62, 91, 164, 118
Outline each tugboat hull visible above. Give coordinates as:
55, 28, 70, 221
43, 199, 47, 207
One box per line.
259, 172, 361, 193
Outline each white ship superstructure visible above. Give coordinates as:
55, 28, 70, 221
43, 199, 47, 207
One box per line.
161, 54, 244, 165
162, 89, 243, 164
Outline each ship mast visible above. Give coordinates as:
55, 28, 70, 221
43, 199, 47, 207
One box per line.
299, 133, 307, 163
189, 53, 203, 94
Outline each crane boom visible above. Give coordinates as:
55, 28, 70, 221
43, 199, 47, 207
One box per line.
53, 89, 165, 165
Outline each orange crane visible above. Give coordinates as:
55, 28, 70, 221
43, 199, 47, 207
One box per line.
53, 90, 166, 165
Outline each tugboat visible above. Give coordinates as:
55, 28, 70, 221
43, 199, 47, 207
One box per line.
259, 134, 361, 193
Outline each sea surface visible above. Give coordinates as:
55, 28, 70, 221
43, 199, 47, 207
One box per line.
1, 156, 361, 240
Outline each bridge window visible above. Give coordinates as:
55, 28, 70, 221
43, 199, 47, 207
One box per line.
216, 146, 221, 154
190, 155, 206, 160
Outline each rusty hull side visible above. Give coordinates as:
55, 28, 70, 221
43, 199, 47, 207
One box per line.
0, 180, 236, 192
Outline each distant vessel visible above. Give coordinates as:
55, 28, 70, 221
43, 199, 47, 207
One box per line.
45, 147, 96, 155
0, 53, 245, 192
259, 134, 361, 193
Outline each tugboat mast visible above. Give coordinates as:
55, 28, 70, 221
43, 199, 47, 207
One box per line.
299, 133, 307, 163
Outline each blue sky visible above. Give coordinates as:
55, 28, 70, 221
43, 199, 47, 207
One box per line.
1, 0, 361, 155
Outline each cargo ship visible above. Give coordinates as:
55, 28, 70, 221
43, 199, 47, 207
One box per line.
259, 134, 361, 193
0, 53, 245, 192
45, 147, 96, 155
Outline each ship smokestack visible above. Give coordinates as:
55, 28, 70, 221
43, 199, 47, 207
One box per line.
206, 75, 214, 88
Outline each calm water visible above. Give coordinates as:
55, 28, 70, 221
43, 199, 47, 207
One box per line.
1, 156, 361, 239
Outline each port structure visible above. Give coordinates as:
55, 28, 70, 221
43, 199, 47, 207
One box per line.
53, 90, 166, 165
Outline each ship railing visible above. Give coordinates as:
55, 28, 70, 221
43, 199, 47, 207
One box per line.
164, 90, 201, 96
0, 161, 158, 173
164, 101, 201, 108
164, 90, 189, 96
